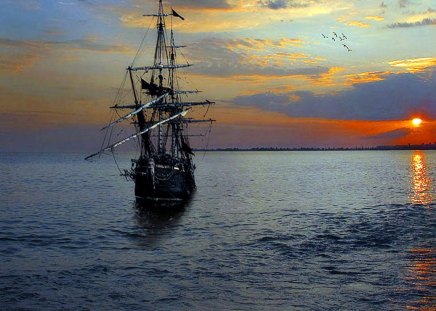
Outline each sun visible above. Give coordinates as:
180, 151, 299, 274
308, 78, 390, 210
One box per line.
412, 118, 422, 127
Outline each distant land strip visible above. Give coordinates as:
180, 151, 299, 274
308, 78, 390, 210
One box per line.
195, 143, 436, 152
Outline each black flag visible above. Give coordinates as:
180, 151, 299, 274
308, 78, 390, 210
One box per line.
141, 78, 149, 90
172, 9, 185, 20
181, 136, 194, 155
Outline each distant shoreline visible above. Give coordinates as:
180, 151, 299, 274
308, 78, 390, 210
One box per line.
196, 143, 436, 152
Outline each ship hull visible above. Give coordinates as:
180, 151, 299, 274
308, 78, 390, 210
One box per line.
134, 165, 196, 202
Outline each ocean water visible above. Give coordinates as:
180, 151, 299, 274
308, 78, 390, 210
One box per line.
0, 151, 434, 310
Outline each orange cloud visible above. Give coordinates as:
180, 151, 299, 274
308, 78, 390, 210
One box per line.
389, 57, 436, 73
201, 103, 436, 148
394, 120, 436, 145
0, 53, 39, 73
0, 86, 113, 130
309, 66, 345, 86
345, 71, 391, 85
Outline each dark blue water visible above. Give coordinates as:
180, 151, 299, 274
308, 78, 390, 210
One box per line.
0, 151, 435, 310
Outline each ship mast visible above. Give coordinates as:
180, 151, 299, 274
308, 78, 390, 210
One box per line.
128, 67, 150, 157
170, 29, 177, 158
155, 0, 168, 155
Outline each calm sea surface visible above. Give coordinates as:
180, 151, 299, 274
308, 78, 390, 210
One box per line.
0, 151, 435, 310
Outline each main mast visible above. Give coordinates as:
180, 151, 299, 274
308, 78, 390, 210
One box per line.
155, 0, 168, 155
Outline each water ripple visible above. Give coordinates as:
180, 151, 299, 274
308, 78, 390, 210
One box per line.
0, 151, 435, 310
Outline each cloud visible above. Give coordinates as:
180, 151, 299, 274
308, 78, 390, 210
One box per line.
365, 15, 384, 21
364, 128, 411, 140
0, 37, 134, 72
399, 0, 409, 8
387, 17, 436, 28
337, 16, 370, 28
120, 0, 337, 32
233, 70, 436, 120
227, 38, 304, 50
120, 9, 264, 32
344, 20, 370, 28
308, 66, 344, 86
405, 7, 436, 15
186, 37, 328, 77
389, 57, 436, 72
3, 0, 40, 10
258, 0, 316, 9
345, 71, 391, 85
165, 0, 231, 9
0, 37, 133, 54
0, 53, 39, 73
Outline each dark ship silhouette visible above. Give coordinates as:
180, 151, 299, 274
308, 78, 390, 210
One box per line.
86, 0, 214, 204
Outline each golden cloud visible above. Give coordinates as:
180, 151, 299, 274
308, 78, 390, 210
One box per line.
309, 66, 345, 86
227, 38, 304, 51
345, 71, 391, 85
345, 20, 370, 28
365, 15, 384, 21
388, 57, 436, 73
337, 16, 370, 28
121, 11, 264, 33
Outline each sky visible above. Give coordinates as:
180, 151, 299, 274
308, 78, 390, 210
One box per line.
0, 0, 435, 152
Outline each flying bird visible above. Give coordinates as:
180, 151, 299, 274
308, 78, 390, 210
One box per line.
333, 32, 338, 38
332, 37, 336, 41
342, 33, 347, 39
322, 34, 328, 38
343, 44, 352, 52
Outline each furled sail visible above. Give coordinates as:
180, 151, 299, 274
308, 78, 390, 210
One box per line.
130, 64, 192, 71
101, 93, 169, 131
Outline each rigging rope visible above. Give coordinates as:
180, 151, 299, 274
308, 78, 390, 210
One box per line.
98, 71, 129, 157
202, 122, 213, 161
111, 148, 124, 176
131, 17, 155, 67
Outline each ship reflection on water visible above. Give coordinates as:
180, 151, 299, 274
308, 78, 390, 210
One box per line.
133, 201, 188, 247
409, 151, 434, 205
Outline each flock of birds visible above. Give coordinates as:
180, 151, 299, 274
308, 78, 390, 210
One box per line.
322, 32, 352, 52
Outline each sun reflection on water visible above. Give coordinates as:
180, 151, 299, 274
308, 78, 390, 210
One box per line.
409, 151, 434, 205
405, 248, 436, 310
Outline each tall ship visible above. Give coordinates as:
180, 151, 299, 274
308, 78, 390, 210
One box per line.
86, 0, 214, 202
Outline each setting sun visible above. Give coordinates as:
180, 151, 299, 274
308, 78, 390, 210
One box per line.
412, 118, 422, 127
